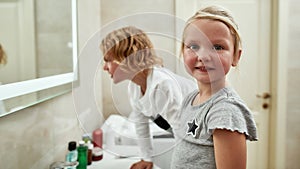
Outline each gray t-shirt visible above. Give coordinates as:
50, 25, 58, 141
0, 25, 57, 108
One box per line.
171, 87, 258, 169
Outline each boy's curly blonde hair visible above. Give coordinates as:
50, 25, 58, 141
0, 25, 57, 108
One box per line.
100, 26, 162, 73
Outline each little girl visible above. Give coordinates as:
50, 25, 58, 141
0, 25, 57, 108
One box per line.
171, 5, 258, 169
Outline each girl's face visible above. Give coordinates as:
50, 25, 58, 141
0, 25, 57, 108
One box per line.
183, 19, 240, 85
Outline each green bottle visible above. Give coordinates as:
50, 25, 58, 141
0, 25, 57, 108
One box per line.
76, 141, 87, 169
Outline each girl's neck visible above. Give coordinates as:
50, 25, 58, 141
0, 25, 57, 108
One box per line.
132, 69, 150, 95
194, 80, 226, 105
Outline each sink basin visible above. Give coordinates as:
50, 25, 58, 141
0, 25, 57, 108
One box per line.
100, 115, 175, 169
88, 150, 161, 169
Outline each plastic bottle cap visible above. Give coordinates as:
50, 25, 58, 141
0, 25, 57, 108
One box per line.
82, 133, 91, 143
78, 140, 85, 146
68, 141, 77, 151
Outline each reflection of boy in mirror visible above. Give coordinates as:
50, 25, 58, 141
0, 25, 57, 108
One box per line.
0, 43, 7, 114
0, 43, 7, 66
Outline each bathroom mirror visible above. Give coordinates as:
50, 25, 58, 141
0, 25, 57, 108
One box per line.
0, 0, 78, 117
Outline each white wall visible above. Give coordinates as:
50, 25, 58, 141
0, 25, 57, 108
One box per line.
286, 0, 300, 168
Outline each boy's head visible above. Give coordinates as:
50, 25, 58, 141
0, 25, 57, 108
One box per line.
100, 26, 162, 74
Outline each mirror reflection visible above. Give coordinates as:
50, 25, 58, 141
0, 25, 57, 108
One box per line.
0, 0, 73, 85
0, 0, 76, 116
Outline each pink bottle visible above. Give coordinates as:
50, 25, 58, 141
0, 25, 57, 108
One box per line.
92, 128, 103, 161
92, 128, 103, 148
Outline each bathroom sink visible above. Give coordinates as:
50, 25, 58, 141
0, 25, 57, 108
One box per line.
89, 158, 161, 169
100, 115, 175, 169
88, 150, 161, 169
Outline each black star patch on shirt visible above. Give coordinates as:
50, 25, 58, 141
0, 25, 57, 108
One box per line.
186, 119, 199, 137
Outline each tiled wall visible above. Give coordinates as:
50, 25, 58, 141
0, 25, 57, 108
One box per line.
0, 93, 83, 169
286, 0, 300, 168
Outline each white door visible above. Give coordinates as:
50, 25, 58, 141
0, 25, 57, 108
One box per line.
175, 0, 271, 168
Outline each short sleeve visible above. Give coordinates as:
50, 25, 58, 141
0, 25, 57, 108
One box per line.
205, 99, 258, 141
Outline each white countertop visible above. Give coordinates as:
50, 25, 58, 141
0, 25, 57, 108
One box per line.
88, 149, 161, 169
92, 115, 174, 169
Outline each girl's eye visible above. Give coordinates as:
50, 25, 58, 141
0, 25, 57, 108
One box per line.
187, 44, 200, 51
213, 44, 224, 50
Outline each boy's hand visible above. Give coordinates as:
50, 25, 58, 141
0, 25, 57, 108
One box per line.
130, 160, 153, 169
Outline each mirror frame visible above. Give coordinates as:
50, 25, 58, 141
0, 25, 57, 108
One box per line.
0, 0, 78, 117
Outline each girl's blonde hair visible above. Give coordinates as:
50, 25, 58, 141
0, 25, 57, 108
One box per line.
181, 5, 241, 57
0, 44, 7, 65
100, 26, 162, 73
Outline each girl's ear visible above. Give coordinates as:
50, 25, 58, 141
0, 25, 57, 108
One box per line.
232, 49, 242, 67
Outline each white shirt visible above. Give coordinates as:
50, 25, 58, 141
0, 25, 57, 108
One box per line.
128, 66, 197, 160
